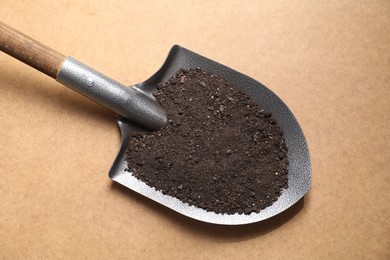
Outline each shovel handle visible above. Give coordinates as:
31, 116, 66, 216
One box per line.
0, 21, 66, 79
0, 21, 167, 130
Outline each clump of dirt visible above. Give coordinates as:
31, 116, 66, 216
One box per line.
126, 68, 288, 215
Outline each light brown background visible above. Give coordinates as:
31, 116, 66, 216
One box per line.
0, 0, 389, 259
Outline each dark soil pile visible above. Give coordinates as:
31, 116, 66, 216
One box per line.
126, 68, 288, 215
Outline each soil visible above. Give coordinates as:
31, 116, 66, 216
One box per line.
125, 68, 289, 215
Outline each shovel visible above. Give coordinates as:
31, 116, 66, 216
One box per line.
0, 22, 311, 225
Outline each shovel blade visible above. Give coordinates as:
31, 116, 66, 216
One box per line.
109, 45, 311, 225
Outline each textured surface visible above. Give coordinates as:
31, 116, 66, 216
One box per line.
110, 48, 309, 224
0, 0, 389, 259
127, 68, 289, 215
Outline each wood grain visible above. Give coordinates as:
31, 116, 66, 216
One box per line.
0, 21, 66, 79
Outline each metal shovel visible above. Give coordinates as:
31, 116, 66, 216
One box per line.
0, 22, 311, 225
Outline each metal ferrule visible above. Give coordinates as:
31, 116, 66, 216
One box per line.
56, 57, 166, 130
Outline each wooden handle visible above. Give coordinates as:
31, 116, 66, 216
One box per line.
0, 21, 66, 79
